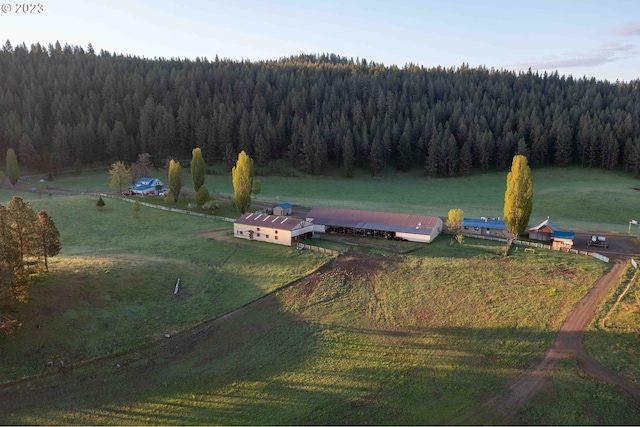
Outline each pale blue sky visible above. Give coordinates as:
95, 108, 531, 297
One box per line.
2, 0, 640, 81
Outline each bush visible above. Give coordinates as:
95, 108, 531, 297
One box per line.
195, 185, 211, 206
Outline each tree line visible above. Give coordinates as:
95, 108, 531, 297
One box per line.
0, 197, 61, 334
1, 41, 640, 178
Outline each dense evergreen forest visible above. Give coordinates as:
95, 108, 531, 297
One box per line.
1, 40, 640, 178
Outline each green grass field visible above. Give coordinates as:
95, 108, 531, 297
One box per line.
0, 166, 639, 425
33, 164, 640, 232
2, 240, 623, 425
0, 193, 331, 381
209, 165, 640, 232
584, 262, 640, 383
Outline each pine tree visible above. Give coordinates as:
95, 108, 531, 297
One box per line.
232, 150, 254, 214
6, 197, 36, 265
190, 147, 205, 192
36, 211, 61, 272
342, 130, 355, 178
504, 155, 533, 237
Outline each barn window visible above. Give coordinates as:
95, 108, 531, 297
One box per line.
275, 230, 278, 234
275, 236, 278, 240
257, 227, 260, 231
266, 235, 269, 238
257, 233, 260, 237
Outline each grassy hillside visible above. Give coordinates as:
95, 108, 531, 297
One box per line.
2, 240, 629, 425
0, 193, 331, 381
0, 167, 638, 424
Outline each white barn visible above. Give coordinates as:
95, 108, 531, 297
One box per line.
234, 213, 315, 246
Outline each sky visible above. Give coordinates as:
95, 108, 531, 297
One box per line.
2, 0, 640, 82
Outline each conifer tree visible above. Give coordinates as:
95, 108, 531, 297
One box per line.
36, 211, 61, 272
6, 197, 37, 268
232, 150, 254, 214
504, 155, 533, 237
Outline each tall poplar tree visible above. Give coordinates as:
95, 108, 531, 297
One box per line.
167, 159, 182, 206
504, 155, 533, 237
232, 150, 254, 214
190, 147, 205, 192
6, 148, 19, 188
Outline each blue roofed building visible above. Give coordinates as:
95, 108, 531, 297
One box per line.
462, 217, 513, 239
273, 202, 293, 216
129, 177, 167, 196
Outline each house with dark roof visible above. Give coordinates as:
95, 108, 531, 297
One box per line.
462, 217, 513, 239
234, 213, 314, 246
528, 218, 575, 249
306, 207, 442, 243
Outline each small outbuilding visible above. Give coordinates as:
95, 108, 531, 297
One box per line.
273, 203, 293, 216
528, 218, 575, 249
129, 177, 166, 196
306, 207, 443, 243
234, 213, 314, 246
462, 217, 513, 239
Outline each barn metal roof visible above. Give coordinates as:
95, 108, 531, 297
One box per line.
528, 218, 559, 232
551, 230, 575, 239
463, 218, 507, 230
306, 207, 440, 235
235, 213, 310, 231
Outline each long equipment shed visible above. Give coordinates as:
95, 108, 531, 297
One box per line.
306, 207, 443, 243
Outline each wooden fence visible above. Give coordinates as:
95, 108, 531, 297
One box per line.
90, 193, 236, 222
462, 233, 610, 262
296, 243, 343, 256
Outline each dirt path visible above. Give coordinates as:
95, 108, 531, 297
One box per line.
453, 260, 639, 424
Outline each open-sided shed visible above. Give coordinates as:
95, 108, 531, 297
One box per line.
306, 207, 442, 243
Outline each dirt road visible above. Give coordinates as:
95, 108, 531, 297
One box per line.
454, 260, 639, 424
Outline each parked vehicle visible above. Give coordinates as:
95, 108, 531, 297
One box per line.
588, 235, 608, 248
122, 190, 134, 195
